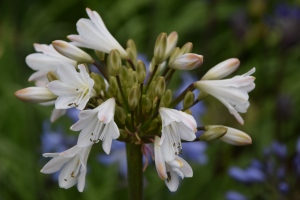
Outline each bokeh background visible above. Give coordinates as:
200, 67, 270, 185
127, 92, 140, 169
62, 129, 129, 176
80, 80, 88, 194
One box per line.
1, 0, 300, 199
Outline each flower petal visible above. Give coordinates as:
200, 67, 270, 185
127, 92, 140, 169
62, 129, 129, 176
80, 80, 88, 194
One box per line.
177, 157, 193, 177
164, 169, 179, 192
102, 134, 112, 155
40, 157, 69, 174
154, 136, 167, 180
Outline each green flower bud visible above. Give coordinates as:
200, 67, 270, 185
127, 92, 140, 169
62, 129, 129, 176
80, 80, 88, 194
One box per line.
159, 101, 165, 108
126, 88, 131, 98
184, 110, 192, 115
128, 86, 141, 110
148, 118, 158, 131
127, 39, 137, 56
120, 66, 128, 81
156, 115, 162, 123
163, 31, 178, 61
117, 90, 123, 103
154, 76, 166, 98
126, 113, 131, 123
47, 71, 59, 82
136, 60, 146, 83
163, 89, 172, 107
154, 33, 167, 64
147, 81, 156, 100
126, 48, 137, 69
131, 71, 138, 86
178, 42, 193, 56
106, 54, 114, 76
142, 97, 152, 113
107, 86, 114, 98
183, 91, 195, 110
90, 73, 102, 95
169, 47, 180, 63
109, 49, 122, 75
199, 127, 227, 141
95, 50, 106, 61
109, 76, 118, 95
197, 91, 209, 101
118, 129, 128, 141
96, 99, 104, 107
116, 106, 126, 124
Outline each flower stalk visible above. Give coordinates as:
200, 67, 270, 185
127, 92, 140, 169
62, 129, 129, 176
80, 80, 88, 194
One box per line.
169, 83, 195, 108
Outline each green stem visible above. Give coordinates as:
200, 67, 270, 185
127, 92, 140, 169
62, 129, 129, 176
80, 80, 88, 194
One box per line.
92, 60, 109, 81
127, 57, 136, 71
169, 83, 195, 108
161, 66, 170, 77
139, 83, 144, 123
145, 64, 158, 92
140, 99, 160, 131
126, 143, 143, 200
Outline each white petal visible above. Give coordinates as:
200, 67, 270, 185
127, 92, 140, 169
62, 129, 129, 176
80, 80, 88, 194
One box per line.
154, 136, 167, 180
55, 95, 77, 109
161, 134, 176, 163
176, 122, 196, 141
219, 126, 252, 145
105, 121, 120, 140
102, 134, 112, 155
164, 169, 179, 192
40, 157, 69, 174
77, 168, 87, 192
43, 153, 60, 157
57, 63, 85, 87
168, 158, 183, 168
78, 146, 92, 169
97, 98, 116, 123
60, 145, 82, 158
50, 108, 66, 123
71, 110, 98, 131
28, 70, 48, 82
58, 157, 79, 189
47, 80, 77, 96
177, 157, 193, 177
172, 167, 184, 179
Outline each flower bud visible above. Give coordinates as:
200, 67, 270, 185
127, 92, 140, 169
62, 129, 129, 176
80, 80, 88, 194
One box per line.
142, 96, 152, 113
109, 76, 118, 95
197, 91, 209, 101
95, 50, 106, 61
126, 113, 131, 123
199, 127, 227, 141
126, 48, 137, 69
119, 129, 128, 141
154, 76, 165, 98
116, 106, 126, 124
136, 60, 146, 83
148, 118, 159, 131
90, 72, 102, 95
201, 58, 240, 80
131, 71, 138, 86
184, 110, 192, 115
163, 31, 178, 61
207, 126, 252, 145
183, 91, 195, 110
52, 40, 93, 63
163, 89, 172, 107
154, 33, 167, 64
178, 42, 193, 56
147, 81, 156, 100
169, 54, 203, 70
109, 49, 122, 74
127, 39, 137, 56
47, 71, 59, 82
120, 65, 128, 81
15, 87, 57, 103
169, 47, 180, 63
128, 86, 141, 110
95, 99, 104, 106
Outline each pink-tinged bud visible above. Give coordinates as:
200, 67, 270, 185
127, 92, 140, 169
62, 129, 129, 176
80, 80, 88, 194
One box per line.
201, 58, 240, 80
15, 87, 57, 103
169, 53, 203, 70
52, 40, 93, 63
163, 31, 178, 61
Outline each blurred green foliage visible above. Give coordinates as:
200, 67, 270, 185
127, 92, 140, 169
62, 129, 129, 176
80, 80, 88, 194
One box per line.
1, 0, 300, 199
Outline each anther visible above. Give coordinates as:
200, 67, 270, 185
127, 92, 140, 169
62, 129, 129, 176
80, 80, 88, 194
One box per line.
64, 179, 67, 181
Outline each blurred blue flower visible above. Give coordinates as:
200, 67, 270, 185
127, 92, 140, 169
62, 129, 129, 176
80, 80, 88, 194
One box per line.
278, 182, 289, 194
181, 142, 208, 164
66, 107, 80, 123
272, 141, 287, 159
225, 191, 248, 200
228, 166, 265, 183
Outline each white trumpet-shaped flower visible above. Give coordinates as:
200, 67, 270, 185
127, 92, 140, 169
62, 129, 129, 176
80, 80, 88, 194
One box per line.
40, 145, 92, 192
70, 98, 119, 154
26, 43, 77, 83
68, 8, 128, 59
154, 136, 193, 192
47, 63, 96, 110
195, 68, 256, 125
159, 108, 197, 162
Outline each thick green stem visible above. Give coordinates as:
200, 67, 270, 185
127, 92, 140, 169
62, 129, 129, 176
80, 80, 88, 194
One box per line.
126, 143, 143, 200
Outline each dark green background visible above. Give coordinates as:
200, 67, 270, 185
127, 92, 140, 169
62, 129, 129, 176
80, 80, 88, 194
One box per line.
1, 0, 300, 199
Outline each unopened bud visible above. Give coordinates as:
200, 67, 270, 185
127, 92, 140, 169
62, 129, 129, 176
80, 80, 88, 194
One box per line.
47, 71, 59, 82
197, 91, 209, 101
126, 48, 137, 68
119, 129, 128, 141
116, 106, 126, 124
109, 76, 118, 95
163, 31, 178, 61
207, 126, 252, 145
147, 81, 156, 100
128, 86, 141, 110
201, 58, 240, 80
142, 96, 152, 113
154, 76, 166, 98
154, 33, 167, 64
183, 91, 195, 110
96, 99, 104, 106
109, 49, 122, 74
120, 66, 128, 81
148, 118, 158, 131
184, 110, 192, 115
136, 60, 146, 83
169, 47, 181, 63
163, 89, 172, 107
52, 40, 93, 63
90, 73, 102, 94
15, 87, 57, 103
169, 54, 203, 70
126, 114, 131, 123
199, 127, 227, 141
127, 39, 137, 55
131, 71, 138, 86
95, 50, 106, 61
178, 42, 193, 56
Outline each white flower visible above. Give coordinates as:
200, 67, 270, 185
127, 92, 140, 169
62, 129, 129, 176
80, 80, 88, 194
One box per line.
47, 63, 96, 110
195, 68, 256, 125
201, 58, 240, 80
169, 53, 203, 70
206, 125, 252, 145
68, 8, 128, 59
70, 98, 119, 155
154, 136, 193, 192
26, 43, 76, 83
40, 145, 92, 192
159, 108, 197, 162
14, 87, 57, 103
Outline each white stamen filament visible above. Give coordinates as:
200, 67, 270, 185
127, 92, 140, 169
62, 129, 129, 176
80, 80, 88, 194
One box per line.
164, 122, 182, 156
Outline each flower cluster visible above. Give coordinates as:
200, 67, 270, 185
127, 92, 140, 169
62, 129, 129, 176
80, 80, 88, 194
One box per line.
226, 138, 300, 200
15, 8, 255, 192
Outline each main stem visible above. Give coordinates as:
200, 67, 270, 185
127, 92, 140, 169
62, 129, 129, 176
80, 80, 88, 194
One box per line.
126, 143, 143, 200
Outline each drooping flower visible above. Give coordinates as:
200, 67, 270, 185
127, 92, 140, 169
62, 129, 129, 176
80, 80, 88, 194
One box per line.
195, 68, 256, 125
159, 107, 197, 162
47, 63, 96, 110
26, 43, 77, 83
68, 8, 128, 59
154, 136, 193, 192
40, 145, 92, 192
70, 98, 119, 155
